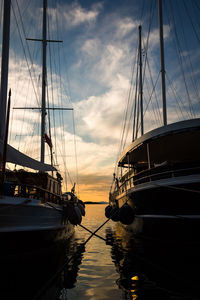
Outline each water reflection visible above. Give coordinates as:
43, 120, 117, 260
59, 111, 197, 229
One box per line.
106, 223, 200, 300
0, 234, 85, 300
2, 205, 200, 300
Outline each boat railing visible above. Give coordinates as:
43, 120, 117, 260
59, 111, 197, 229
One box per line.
3, 181, 63, 204
117, 165, 200, 196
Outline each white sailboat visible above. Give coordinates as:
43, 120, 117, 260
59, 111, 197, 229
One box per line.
0, 0, 84, 246
107, 0, 200, 240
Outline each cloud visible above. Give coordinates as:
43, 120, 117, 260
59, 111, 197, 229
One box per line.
6, 0, 200, 202
47, 1, 102, 31
78, 17, 137, 87
64, 2, 102, 27
75, 84, 128, 145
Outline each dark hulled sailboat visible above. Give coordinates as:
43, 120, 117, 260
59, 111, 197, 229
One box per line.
108, 0, 200, 240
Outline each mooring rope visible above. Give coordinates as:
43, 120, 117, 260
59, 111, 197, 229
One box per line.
79, 224, 106, 242
31, 205, 120, 300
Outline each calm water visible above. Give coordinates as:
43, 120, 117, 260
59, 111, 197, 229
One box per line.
0, 204, 200, 300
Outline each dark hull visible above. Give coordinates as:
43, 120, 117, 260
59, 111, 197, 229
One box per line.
0, 224, 75, 252
111, 180, 200, 241
0, 198, 76, 251
129, 215, 200, 242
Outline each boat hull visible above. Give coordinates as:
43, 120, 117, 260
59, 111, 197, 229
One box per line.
110, 176, 200, 241
0, 196, 75, 248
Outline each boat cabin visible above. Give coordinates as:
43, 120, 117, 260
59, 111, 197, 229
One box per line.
4, 170, 62, 203
116, 119, 200, 192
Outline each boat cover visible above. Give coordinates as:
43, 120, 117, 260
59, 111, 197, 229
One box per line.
0, 140, 56, 171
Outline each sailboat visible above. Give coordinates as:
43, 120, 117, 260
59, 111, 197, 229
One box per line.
0, 0, 84, 247
107, 0, 200, 240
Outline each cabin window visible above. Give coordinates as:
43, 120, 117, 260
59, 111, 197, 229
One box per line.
48, 180, 51, 192
55, 182, 58, 194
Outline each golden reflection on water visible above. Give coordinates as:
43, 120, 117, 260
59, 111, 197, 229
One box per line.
110, 220, 142, 300
113, 222, 134, 250
67, 204, 122, 300
131, 275, 139, 299
72, 204, 200, 300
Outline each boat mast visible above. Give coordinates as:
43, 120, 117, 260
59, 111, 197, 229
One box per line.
25, 0, 65, 167
0, 0, 11, 141
158, 0, 167, 126
41, 0, 47, 163
139, 25, 144, 135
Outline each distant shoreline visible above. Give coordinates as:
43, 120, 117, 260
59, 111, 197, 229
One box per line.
84, 201, 108, 205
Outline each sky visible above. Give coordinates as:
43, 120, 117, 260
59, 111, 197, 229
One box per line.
0, 0, 200, 202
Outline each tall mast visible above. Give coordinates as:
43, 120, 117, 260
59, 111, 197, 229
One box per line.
158, 0, 167, 126
139, 25, 144, 135
41, 0, 47, 163
0, 0, 11, 141
26, 0, 63, 166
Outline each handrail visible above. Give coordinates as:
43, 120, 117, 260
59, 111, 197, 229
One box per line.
3, 181, 63, 204
115, 165, 200, 196
134, 165, 200, 183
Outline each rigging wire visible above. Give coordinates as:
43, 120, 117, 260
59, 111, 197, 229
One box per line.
46, 87, 54, 167
0, 0, 3, 27
72, 110, 80, 196
121, 0, 157, 148
145, 56, 162, 124
134, 52, 140, 140
141, 0, 162, 126
44, 0, 80, 194
123, 48, 139, 147
112, 1, 151, 181
9, 2, 41, 152
117, 37, 139, 156
47, 10, 58, 168
142, 0, 162, 126
193, 0, 200, 34
181, 1, 200, 107
132, 54, 139, 141
165, 73, 186, 121
183, 0, 200, 44
113, 42, 138, 179
135, 0, 163, 137
135, 73, 161, 139
163, 1, 197, 119
11, 2, 41, 160
168, 0, 196, 118
117, 0, 157, 159
51, 0, 80, 194
13, 0, 40, 107
56, 14, 70, 191
55, 0, 79, 193
178, 1, 200, 102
